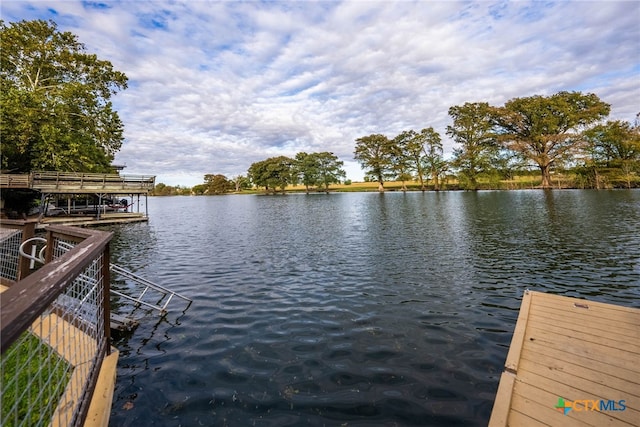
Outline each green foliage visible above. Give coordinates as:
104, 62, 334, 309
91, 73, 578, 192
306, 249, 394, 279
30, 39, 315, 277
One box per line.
1, 332, 71, 427
230, 175, 250, 192
582, 120, 640, 189
248, 156, 295, 193
191, 184, 208, 195
0, 19, 128, 173
294, 152, 318, 192
354, 134, 394, 191
305, 152, 346, 193
584, 120, 640, 165
390, 131, 414, 191
153, 183, 191, 196
415, 128, 445, 190
492, 91, 610, 188
204, 173, 232, 194
447, 102, 498, 190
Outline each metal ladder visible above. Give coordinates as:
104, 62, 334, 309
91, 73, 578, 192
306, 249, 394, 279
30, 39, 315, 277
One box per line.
19, 238, 192, 331
110, 263, 192, 315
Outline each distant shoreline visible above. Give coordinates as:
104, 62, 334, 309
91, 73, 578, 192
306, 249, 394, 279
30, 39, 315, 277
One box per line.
153, 178, 640, 196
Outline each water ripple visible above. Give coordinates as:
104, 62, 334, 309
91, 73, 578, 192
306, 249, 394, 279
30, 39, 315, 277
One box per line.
109, 191, 640, 426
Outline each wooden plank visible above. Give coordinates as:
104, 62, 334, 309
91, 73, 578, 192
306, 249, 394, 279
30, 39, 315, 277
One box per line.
30, 313, 101, 427
529, 293, 640, 327
530, 291, 640, 318
532, 292, 640, 318
511, 380, 634, 427
522, 324, 640, 370
527, 318, 640, 360
525, 315, 640, 355
83, 348, 119, 427
31, 313, 98, 366
530, 297, 640, 330
518, 357, 636, 405
488, 372, 516, 427
511, 384, 597, 427
507, 408, 554, 427
521, 347, 640, 398
516, 363, 639, 425
504, 289, 533, 373
526, 340, 640, 385
526, 304, 639, 339
489, 290, 531, 426
0, 174, 31, 188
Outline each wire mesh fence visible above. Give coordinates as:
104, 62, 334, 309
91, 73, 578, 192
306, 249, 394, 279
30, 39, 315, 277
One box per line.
0, 228, 22, 282
1, 224, 112, 427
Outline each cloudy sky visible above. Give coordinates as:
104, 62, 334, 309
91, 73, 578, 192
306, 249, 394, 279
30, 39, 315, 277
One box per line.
3, 1, 639, 186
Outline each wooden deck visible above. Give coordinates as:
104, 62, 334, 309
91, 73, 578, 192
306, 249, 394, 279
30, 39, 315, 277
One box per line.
489, 290, 640, 426
38, 212, 149, 229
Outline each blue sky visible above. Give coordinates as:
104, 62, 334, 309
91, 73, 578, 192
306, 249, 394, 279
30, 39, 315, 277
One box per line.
3, 1, 639, 186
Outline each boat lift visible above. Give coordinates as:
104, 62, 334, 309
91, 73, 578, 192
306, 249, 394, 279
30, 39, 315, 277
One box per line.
18, 237, 192, 331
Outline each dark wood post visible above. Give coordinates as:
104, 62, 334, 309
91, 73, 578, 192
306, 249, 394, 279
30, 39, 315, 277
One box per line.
17, 220, 37, 280
44, 227, 55, 264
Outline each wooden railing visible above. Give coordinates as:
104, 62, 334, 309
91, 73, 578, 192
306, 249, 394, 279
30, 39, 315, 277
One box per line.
0, 223, 113, 427
0, 174, 32, 188
32, 171, 155, 192
0, 172, 155, 193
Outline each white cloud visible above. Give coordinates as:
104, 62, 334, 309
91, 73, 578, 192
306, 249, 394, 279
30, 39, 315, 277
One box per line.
2, 0, 639, 185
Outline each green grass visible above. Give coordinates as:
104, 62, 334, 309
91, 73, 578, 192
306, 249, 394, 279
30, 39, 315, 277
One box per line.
1, 332, 71, 427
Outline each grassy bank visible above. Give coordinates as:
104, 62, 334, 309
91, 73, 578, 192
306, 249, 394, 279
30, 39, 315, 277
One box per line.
285, 172, 639, 193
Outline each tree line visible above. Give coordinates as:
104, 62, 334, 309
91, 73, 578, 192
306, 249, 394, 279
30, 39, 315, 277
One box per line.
354, 93, 639, 192
192, 91, 638, 195
185, 152, 346, 195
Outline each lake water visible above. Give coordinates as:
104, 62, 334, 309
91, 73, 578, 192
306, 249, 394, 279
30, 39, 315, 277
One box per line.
106, 190, 640, 426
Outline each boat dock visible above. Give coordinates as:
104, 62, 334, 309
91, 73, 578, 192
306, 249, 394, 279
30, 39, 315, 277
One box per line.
489, 290, 639, 426
1, 171, 155, 227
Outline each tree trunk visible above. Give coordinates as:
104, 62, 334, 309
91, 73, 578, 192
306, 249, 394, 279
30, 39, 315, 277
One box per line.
539, 164, 552, 189
432, 169, 439, 191
377, 174, 385, 192
622, 162, 632, 189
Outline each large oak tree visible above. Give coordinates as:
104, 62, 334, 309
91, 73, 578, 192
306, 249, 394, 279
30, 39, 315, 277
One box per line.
1, 19, 128, 173
248, 156, 295, 193
447, 102, 498, 190
492, 91, 610, 188
415, 127, 445, 191
295, 152, 345, 194
354, 134, 394, 192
